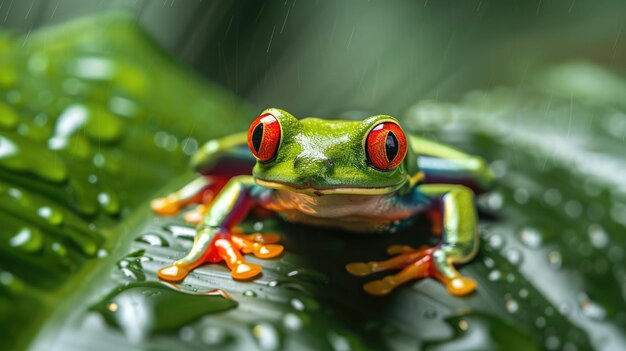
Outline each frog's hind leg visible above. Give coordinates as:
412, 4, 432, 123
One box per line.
151, 176, 229, 220
151, 176, 211, 216
346, 184, 479, 297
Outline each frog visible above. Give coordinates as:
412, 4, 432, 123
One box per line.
151, 108, 494, 296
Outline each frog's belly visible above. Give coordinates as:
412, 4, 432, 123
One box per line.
265, 190, 424, 233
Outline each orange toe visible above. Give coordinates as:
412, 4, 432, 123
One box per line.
157, 264, 190, 282
253, 244, 284, 259
151, 196, 180, 216
231, 262, 263, 280
363, 277, 396, 296
183, 205, 207, 224
345, 262, 374, 276
445, 276, 477, 296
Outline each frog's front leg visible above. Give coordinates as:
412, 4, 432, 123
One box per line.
151, 132, 254, 223
157, 176, 283, 282
346, 184, 478, 296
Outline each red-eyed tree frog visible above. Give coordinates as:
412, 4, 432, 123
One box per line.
151, 108, 494, 296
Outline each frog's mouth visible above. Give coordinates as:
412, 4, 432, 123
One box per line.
254, 178, 405, 196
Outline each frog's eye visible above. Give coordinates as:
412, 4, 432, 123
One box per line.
365, 122, 407, 171
247, 113, 281, 162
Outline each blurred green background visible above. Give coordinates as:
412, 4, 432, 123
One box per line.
6, 0, 626, 115
2, 1, 626, 350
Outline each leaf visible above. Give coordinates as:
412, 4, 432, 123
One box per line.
2, 11, 625, 351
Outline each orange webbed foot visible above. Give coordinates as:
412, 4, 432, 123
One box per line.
212, 232, 283, 280
157, 262, 192, 282
346, 245, 476, 297
157, 230, 284, 283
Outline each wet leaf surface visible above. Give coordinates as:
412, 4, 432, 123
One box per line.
2, 12, 626, 351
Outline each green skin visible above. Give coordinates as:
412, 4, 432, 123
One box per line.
157, 108, 494, 296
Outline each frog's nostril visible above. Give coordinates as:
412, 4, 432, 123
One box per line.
294, 155, 334, 177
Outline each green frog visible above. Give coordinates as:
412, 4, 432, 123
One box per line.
151, 108, 494, 296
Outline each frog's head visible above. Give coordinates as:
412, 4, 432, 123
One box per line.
247, 108, 412, 196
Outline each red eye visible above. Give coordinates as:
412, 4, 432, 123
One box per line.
365, 122, 407, 171
247, 113, 281, 162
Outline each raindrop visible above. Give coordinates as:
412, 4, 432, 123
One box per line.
201, 326, 232, 346
181, 137, 199, 156
179, 326, 195, 342
10, 227, 43, 253
253, 221, 264, 232
535, 316, 546, 328
93, 153, 106, 168
243, 290, 257, 297
154, 131, 169, 148
37, 206, 63, 225
27, 53, 48, 75
506, 273, 516, 283
505, 298, 519, 313
564, 200, 583, 218
283, 313, 303, 330
488, 270, 502, 282
164, 134, 178, 152
87, 174, 98, 184
0, 271, 24, 295
328, 331, 352, 351
62, 78, 84, 95
518, 227, 543, 248
583, 179, 602, 197
33, 113, 47, 127
483, 257, 495, 268
458, 319, 469, 331
548, 250, 562, 269
7, 187, 22, 200
545, 335, 560, 350
513, 188, 529, 204
97, 192, 111, 206
17, 124, 29, 136
108, 96, 139, 118
519, 288, 529, 299
578, 293, 606, 321
544, 188, 562, 206
251, 322, 280, 350
504, 248, 523, 265
587, 224, 609, 249
51, 242, 68, 257
488, 234, 504, 249
70, 56, 115, 80
490, 160, 508, 178
486, 192, 503, 210
290, 298, 305, 311
559, 302, 571, 315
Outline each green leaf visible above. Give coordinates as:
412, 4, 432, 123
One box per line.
2, 11, 624, 351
